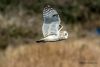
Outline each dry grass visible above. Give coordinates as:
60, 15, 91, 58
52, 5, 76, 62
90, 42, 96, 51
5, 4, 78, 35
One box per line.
0, 37, 99, 67
0, 3, 100, 67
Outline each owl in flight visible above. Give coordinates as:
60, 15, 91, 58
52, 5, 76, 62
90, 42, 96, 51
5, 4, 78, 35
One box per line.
36, 4, 68, 43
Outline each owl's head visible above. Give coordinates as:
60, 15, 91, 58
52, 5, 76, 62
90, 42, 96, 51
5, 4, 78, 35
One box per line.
60, 31, 68, 39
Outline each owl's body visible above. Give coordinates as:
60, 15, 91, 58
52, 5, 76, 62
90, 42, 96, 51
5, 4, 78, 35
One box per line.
36, 4, 68, 43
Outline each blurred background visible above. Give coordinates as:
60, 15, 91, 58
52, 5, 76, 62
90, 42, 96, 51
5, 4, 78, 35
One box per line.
0, 0, 100, 67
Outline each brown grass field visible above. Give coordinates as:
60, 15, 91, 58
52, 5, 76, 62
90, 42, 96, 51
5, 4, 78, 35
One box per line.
0, 36, 100, 67
0, 1, 100, 67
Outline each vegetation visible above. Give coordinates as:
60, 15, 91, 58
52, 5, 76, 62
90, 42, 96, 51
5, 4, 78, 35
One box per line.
0, 0, 100, 23
0, 0, 100, 47
0, 0, 99, 67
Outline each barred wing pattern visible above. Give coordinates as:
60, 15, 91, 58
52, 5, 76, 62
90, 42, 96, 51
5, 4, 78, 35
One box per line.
42, 5, 61, 37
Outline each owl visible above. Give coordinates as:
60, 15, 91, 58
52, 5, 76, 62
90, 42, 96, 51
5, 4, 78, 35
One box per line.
36, 4, 68, 43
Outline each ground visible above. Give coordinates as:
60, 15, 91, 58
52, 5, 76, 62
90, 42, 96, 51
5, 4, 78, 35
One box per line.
0, 36, 100, 67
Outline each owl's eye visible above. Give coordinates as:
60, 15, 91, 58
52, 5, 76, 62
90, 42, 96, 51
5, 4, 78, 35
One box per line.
64, 32, 67, 35
65, 33, 67, 35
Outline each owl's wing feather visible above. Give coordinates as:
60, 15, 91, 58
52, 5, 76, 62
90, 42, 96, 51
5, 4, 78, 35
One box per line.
42, 5, 61, 37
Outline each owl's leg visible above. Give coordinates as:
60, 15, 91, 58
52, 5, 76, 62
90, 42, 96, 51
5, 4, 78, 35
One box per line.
59, 24, 63, 31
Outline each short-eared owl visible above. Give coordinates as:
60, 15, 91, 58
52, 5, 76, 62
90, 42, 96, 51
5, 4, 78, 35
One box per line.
36, 4, 68, 43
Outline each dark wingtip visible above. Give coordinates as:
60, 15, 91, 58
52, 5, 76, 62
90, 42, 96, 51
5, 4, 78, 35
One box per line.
44, 3, 52, 8
36, 40, 46, 43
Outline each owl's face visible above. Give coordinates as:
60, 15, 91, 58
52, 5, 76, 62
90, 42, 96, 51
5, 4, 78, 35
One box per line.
63, 31, 68, 39
60, 31, 68, 39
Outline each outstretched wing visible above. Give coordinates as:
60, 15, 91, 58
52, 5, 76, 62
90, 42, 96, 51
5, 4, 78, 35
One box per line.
42, 4, 61, 37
